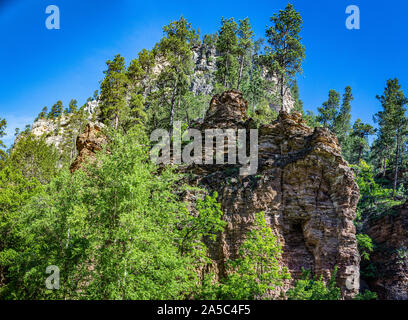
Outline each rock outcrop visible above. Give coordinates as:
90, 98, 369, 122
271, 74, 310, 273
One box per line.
362, 202, 408, 300
69, 122, 106, 173
184, 90, 360, 298
30, 100, 98, 154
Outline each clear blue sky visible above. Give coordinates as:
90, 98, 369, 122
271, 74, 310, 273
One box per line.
1, 0, 408, 146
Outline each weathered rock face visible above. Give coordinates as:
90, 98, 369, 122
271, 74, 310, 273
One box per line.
184, 90, 360, 298
189, 43, 295, 112
69, 122, 106, 173
190, 43, 217, 96
30, 101, 98, 154
362, 202, 408, 300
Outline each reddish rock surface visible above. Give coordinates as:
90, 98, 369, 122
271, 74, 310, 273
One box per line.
70, 122, 107, 173
363, 202, 408, 300
184, 90, 361, 298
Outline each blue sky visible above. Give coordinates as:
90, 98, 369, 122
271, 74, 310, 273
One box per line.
1, 0, 407, 146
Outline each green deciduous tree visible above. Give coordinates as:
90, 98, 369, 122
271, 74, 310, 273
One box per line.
356, 234, 374, 261
216, 212, 290, 299
1, 126, 224, 299
10, 133, 59, 184
286, 266, 341, 300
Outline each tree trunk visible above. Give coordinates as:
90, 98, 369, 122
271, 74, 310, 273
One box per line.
223, 52, 229, 88
114, 113, 119, 130
280, 79, 285, 112
393, 130, 401, 197
382, 156, 387, 177
169, 78, 178, 136
357, 145, 363, 165
237, 55, 244, 90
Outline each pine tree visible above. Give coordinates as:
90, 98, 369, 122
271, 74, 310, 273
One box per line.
215, 17, 239, 89
291, 80, 304, 114
48, 101, 63, 119
350, 119, 375, 164
68, 99, 78, 114
334, 86, 353, 154
244, 64, 266, 114
127, 49, 156, 96
317, 90, 340, 130
374, 78, 408, 196
99, 54, 130, 130
151, 16, 197, 133
262, 3, 305, 110
36, 106, 48, 120
236, 18, 254, 91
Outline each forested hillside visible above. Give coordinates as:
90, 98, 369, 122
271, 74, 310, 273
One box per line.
0, 4, 407, 300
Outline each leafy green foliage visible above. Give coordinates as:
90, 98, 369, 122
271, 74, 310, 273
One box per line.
214, 212, 290, 300
286, 267, 341, 300
354, 290, 378, 300
352, 161, 395, 217
10, 133, 59, 184
1, 127, 225, 299
356, 234, 374, 261
250, 99, 278, 126
0, 118, 7, 166
0, 134, 59, 295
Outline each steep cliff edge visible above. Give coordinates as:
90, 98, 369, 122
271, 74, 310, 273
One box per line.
362, 202, 408, 300
183, 90, 360, 298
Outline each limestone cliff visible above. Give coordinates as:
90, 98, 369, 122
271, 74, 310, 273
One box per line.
183, 90, 360, 298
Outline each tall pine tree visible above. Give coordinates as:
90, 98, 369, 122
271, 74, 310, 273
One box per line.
262, 4, 305, 110
100, 54, 130, 130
